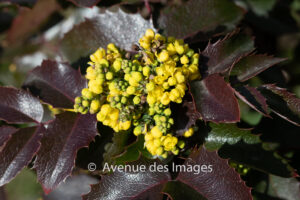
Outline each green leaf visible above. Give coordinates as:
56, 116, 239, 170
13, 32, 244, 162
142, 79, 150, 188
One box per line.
246, 0, 277, 16
218, 142, 296, 177
103, 131, 130, 166
115, 135, 153, 165
158, 0, 244, 39
205, 123, 260, 151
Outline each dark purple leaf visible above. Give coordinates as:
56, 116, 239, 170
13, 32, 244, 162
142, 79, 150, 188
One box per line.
67, 0, 101, 7
258, 84, 300, 126
172, 101, 201, 136
231, 54, 286, 82
234, 85, 269, 116
176, 146, 252, 200
201, 32, 255, 76
0, 126, 18, 148
82, 158, 171, 200
0, 126, 44, 186
34, 112, 98, 194
0, 86, 44, 124
158, 0, 244, 39
7, 0, 59, 45
60, 7, 155, 62
23, 60, 87, 109
190, 74, 240, 123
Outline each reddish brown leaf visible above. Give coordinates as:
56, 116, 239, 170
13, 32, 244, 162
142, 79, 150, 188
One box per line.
82, 158, 171, 200
34, 112, 98, 194
0, 126, 44, 186
190, 74, 240, 123
201, 32, 255, 76
258, 84, 300, 126
60, 7, 155, 62
234, 85, 269, 116
0, 87, 44, 124
158, 0, 244, 39
23, 60, 87, 109
0, 126, 18, 148
176, 146, 252, 200
67, 0, 101, 7
231, 54, 286, 82
7, 0, 59, 45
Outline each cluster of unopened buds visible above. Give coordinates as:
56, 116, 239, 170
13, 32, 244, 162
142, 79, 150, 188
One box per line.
74, 29, 200, 158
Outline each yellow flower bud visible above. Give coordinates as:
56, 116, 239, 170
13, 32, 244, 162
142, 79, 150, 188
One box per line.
91, 99, 100, 111
180, 55, 189, 65
158, 50, 169, 62
142, 66, 151, 77
147, 95, 156, 105
126, 86, 136, 95
156, 147, 164, 156
134, 126, 142, 136
168, 77, 177, 86
131, 71, 143, 82
183, 127, 194, 138
113, 59, 122, 72
145, 29, 155, 38
146, 82, 155, 92
151, 126, 163, 138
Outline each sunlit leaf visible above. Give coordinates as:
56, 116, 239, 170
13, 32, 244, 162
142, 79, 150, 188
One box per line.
0, 86, 44, 124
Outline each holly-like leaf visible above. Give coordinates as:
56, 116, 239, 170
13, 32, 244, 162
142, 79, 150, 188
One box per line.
0, 126, 44, 186
201, 33, 255, 76
34, 112, 98, 194
60, 7, 155, 63
218, 142, 296, 177
23, 60, 87, 109
0, 87, 44, 124
67, 0, 101, 7
102, 131, 130, 166
205, 123, 260, 151
82, 158, 171, 200
172, 101, 201, 136
158, 0, 244, 39
7, 0, 59, 45
231, 54, 285, 82
258, 84, 300, 126
190, 74, 240, 123
176, 146, 252, 200
0, 126, 18, 148
115, 135, 153, 165
234, 85, 269, 116
268, 175, 300, 200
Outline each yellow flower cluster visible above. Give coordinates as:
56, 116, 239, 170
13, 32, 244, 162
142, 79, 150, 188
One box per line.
74, 29, 200, 158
